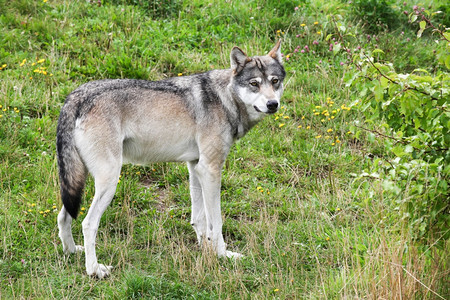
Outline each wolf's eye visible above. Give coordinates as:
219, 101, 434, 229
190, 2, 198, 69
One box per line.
272, 78, 279, 84
250, 81, 259, 87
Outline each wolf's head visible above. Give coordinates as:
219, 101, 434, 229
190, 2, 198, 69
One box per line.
230, 40, 286, 120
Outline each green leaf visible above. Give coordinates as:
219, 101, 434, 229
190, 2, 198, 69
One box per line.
443, 31, 450, 41
325, 34, 333, 41
372, 49, 385, 55
333, 43, 341, 55
374, 83, 384, 102
419, 20, 426, 30
405, 145, 414, 153
417, 28, 424, 38
412, 69, 429, 74
445, 55, 450, 70
380, 76, 389, 88
392, 145, 406, 157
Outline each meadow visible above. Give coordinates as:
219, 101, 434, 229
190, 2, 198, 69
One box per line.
0, 0, 448, 298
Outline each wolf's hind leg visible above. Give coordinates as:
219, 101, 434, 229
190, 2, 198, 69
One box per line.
58, 207, 85, 253
188, 161, 207, 244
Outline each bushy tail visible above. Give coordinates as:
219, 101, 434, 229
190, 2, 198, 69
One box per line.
56, 98, 87, 219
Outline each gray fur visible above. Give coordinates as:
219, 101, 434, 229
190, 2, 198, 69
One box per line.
56, 41, 285, 278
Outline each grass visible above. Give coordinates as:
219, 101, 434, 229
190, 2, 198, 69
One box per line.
0, 0, 449, 298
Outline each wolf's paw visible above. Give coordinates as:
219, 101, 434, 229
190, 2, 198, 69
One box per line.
225, 250, 244, 259
87, 263, 113, 279
74, 245, 85, 253
63, 244, 85, 254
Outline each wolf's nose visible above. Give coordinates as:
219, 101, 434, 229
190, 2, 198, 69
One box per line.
266, 100, 278, 111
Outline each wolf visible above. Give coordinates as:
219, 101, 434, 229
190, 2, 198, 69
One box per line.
56, 40, 285, 278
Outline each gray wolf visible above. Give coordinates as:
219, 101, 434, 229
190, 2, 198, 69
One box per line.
56, 41, 285, 278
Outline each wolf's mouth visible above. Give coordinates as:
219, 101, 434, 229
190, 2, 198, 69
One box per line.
254, 106, 277, 114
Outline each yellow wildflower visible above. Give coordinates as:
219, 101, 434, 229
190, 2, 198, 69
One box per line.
279, 123, 285, 128
314, 21, 319, 25
316, 135, 322, 139
327, 128, 333, 133
301, 24, 306, 27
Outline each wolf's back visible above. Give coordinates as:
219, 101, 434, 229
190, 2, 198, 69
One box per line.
56, 93, 87, 219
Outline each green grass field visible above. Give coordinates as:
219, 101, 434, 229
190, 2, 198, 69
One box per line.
1, 0, 448, 298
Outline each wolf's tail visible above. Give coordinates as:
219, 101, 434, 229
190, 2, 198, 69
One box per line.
56, 95, 87, 219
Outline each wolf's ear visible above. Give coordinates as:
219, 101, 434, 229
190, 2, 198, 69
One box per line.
268, 39, 282, 64
230, 47, 251, 74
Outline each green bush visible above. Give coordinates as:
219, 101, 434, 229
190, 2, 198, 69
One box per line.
348, 0, 404, 33
103, 0, 180, 18
343, 9, 450, 242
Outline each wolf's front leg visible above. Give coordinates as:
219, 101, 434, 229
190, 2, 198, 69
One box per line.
194, 159, 243, 259
82, 171, 119, 278
188, 161, 207, 243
